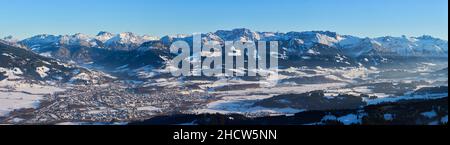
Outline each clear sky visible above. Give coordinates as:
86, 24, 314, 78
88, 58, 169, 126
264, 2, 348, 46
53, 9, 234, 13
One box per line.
0, 0, 448, 40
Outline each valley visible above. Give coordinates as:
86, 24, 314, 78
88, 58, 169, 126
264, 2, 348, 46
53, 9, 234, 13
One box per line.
0, 29, 448, 125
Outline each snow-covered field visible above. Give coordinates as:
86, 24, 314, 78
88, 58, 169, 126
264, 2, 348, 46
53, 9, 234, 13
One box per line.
365, 93, 448, 105
0, 79, 65, 116
189, 64, 448, 117
189, 67, 371, 115
0, 91, 42, 116
193, 82, 346, 116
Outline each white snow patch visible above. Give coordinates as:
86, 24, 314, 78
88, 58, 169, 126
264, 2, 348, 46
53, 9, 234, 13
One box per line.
0, 67, 23, 79
2, 53, 15, 58
0, 80, 65, 116
365, 93, 448, 105
0, 91, 42, 116
337, 114, 361, 125
137, 106, 161, 111
36, 66, 50, 78
421, 110, 438, 119
39, 52, 52, 57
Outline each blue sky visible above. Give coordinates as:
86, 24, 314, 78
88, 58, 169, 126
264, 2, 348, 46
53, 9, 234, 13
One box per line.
0, 0, 448, 39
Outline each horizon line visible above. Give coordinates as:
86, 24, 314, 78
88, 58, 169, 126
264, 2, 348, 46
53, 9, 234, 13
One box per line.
2, 28, 448, 41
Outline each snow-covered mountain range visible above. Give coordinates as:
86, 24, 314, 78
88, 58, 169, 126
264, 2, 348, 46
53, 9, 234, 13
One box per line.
12, 28, 447, 57
0, 29, 448, 125
1, 28, 447, 70
18, 32, 159, 51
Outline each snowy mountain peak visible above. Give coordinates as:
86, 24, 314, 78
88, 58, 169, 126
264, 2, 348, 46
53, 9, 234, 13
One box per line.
108, 32, 142, 44
95, 31, 114, 43
1, 35, 20, 44
3, 35, 15, 41
215, 28, 261, 42
20, 34, 60, 47
142, 35, 160, 41
374, 35, 448, 57
73, 33, 92, 39
58, 33, 97, 47
413, 35, 448, 43
0, 35, 25, 49
285, 31, 342, 47
97, 31, 113, 36
160, 34, 193, 45
103, 32, 156, 51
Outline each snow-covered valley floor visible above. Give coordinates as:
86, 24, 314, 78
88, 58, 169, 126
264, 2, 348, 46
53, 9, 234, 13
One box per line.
0, 80, 64, 117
